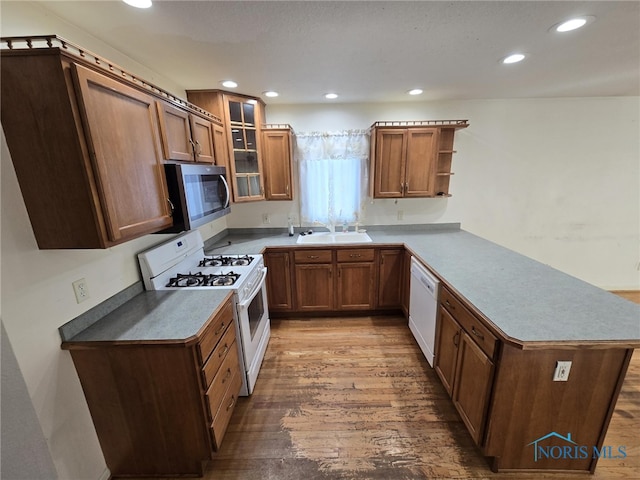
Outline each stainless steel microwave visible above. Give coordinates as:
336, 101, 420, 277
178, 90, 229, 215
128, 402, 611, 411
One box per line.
162, 163, 230, 232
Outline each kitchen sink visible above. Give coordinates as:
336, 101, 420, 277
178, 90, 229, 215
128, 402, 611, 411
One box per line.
296, 231, 373, 245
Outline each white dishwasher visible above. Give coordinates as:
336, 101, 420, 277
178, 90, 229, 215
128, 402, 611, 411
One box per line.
408, 257, 440, 367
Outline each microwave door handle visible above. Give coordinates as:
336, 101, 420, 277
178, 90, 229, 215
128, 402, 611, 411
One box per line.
238, 267, 267, 310
220, 174, 231, 209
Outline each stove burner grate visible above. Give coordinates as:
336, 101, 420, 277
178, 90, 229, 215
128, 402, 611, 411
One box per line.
166, 271, 241, 288
199, 255, 254, 267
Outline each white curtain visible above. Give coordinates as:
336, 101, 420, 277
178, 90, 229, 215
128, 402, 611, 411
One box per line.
295, 130, 369, 227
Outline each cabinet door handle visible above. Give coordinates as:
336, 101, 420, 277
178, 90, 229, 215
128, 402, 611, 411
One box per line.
453, 331, 459, 347
227, 395, 236, 411
286, 184, 290, 195
189, 138, 196, 153
167, 198, 175, 217
405, 181, 409, 193
401, 181, 405, 192
471, 326, 485, 340
195, 140, 202, 155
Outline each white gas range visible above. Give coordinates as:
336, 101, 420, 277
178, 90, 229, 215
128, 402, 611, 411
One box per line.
138, 230, 270, 396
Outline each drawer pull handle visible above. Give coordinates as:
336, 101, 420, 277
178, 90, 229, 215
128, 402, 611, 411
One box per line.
223, 367, 232, 383
453, 331, 459, 347
308, 255, 319, 259
445, 300, 455, 310
219, 343, 229, 358
471, 326, 485, 340
227, 395, 236, 411
349, 254, 361, 258
214, 322, 226, 336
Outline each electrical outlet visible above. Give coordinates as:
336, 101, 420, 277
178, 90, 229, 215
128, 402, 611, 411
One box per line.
72, 278, 90, 304
262, 213, 271, 224
553, 361, 572, 381
397, 210, 404, 220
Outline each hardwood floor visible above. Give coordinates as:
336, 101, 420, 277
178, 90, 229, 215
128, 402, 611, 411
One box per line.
191, 308, 639, 479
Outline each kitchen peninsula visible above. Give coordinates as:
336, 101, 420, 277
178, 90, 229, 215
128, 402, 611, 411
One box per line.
62, 224, 640, 475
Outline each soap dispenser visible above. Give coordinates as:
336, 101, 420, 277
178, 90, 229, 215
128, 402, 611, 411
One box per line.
288, 217, 295, 236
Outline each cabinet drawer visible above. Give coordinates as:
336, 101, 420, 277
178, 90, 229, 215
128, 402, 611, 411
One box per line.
202, 320, 237, 387
210, 370, 243, 450
294, 249, 332, 263
205, 340, 240, 421
441, 287, 497, 358
197, 300, 234, 364
336, 248, 375, 262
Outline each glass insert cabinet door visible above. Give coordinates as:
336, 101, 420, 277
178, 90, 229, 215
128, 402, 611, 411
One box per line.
226, 96, 265, 202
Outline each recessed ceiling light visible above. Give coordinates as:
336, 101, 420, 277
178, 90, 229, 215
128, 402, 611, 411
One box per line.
502, 53, 526, 64
408, 89, 423, 96
554, 16, 595, 33
122, 0, 152, 8
221, 80, 238, 88
325, 93, 338, 99
263, 91, 279, 98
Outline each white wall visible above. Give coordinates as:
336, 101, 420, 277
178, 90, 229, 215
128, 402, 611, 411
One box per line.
235, 98, 639, 290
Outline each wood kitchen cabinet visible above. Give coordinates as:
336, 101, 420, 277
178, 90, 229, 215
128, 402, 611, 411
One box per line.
262, 124, 294, 200
156, 101, 218, 164
268, 246, 399, 315
377, 248, 404, 309
369, 120, 469, 198
1, 36, 224, 249
62, 295, 242, 477
336, 249, 376, 310
294, 249, 334, 311
264, 250, 294, 311
186, 89, 267, 202
434, 286, 495, 445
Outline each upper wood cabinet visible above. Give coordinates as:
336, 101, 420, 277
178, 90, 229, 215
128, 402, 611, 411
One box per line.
370, 120, 469, 199
156, 101, 220, 164
262, 124, 294, 200
186, 90, 267, 202
1, 40, 176, 248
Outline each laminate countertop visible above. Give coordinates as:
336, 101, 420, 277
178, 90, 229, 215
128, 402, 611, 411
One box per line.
62, 290, 233, 346
206, 226, 640, 347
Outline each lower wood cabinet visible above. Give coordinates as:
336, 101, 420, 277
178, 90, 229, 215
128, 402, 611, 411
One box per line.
377, 248, 404, 308
294, 249, 334, 310
337, 249, 376, 310
264, 250, 294, 311
434, 287, 495, 445
62, 297, 241, 477
433, 285, 633, 473
266, 246, 403, 315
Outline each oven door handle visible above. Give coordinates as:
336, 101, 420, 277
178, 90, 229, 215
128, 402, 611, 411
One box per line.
237, 267, 267, 310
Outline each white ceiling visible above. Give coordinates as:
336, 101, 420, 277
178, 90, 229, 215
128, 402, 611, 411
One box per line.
35, 1, 640, 104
